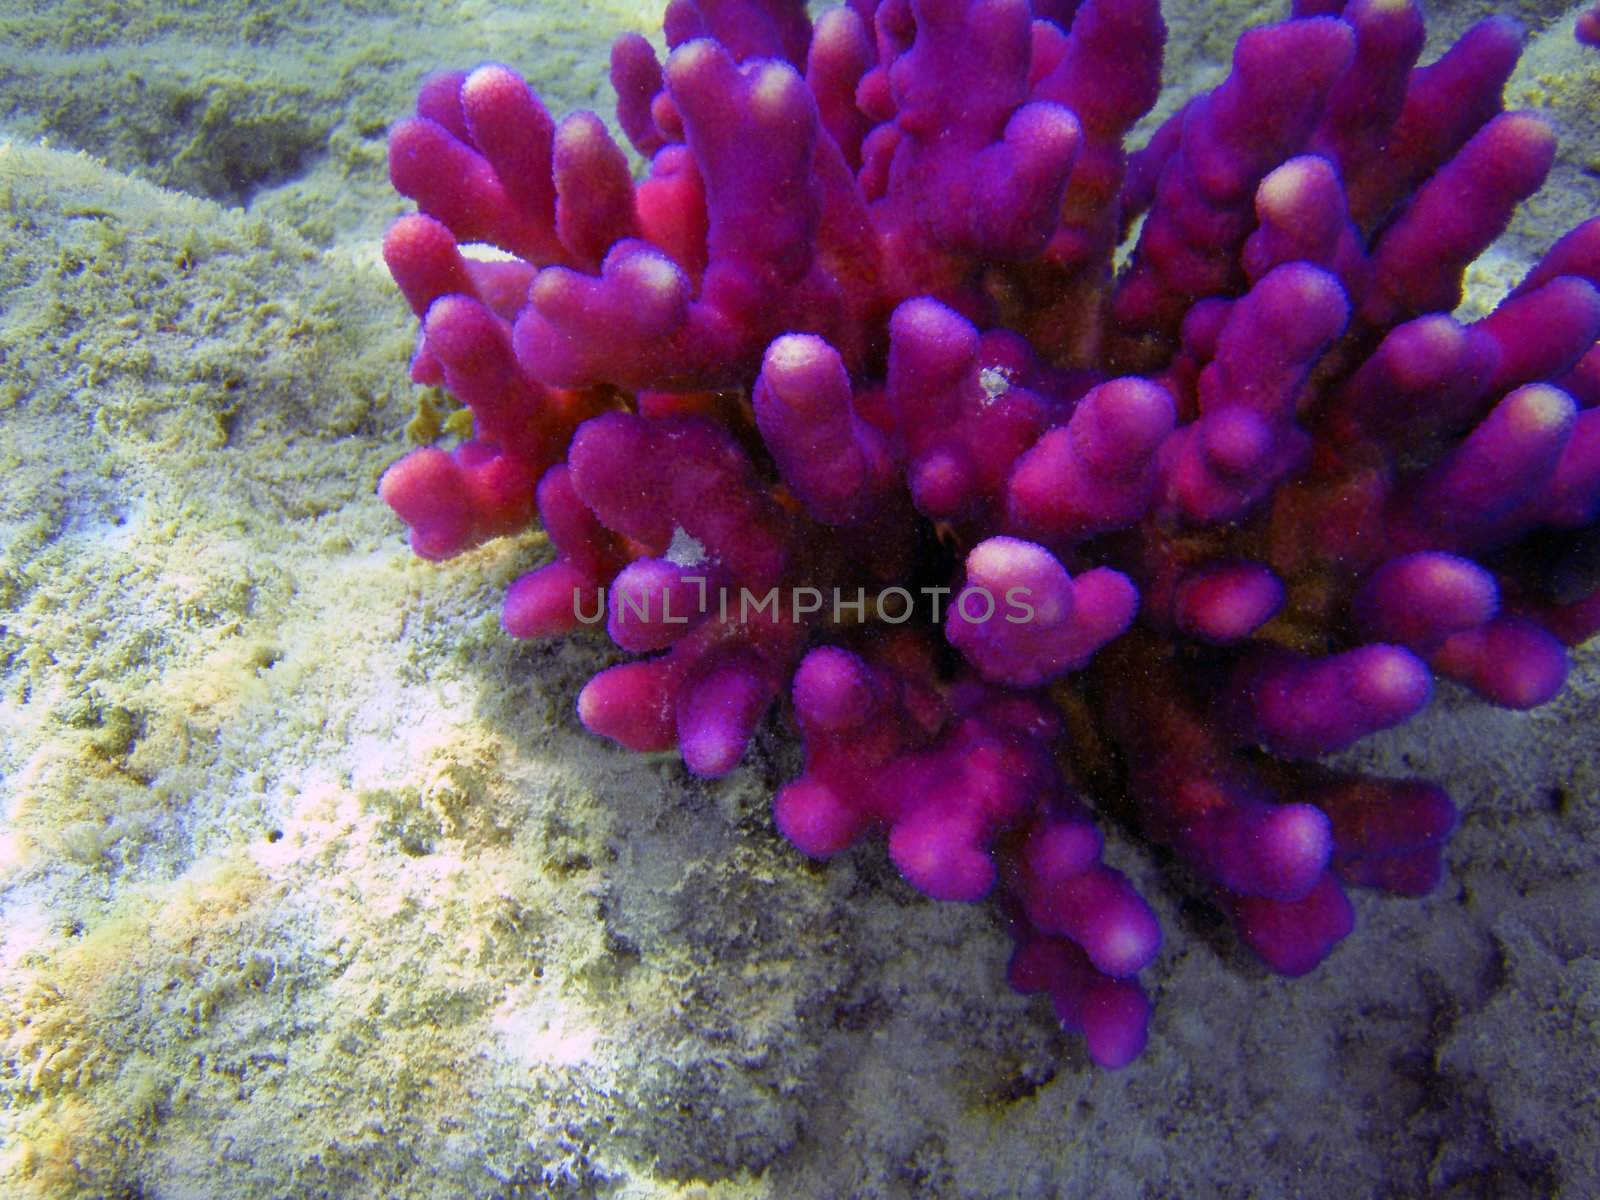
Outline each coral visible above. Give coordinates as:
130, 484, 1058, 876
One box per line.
1581, 5, 1600, 48
378, 0, 1600, 1067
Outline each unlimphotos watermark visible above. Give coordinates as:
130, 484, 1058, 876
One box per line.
572, 583, 1040, 625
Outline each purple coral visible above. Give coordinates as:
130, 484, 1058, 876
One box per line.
1580, 5, 1600, 47
378, 0, 1600, 1068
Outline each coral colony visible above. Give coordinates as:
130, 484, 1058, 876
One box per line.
378, 0, 1600, 1066
1580, 6, 1600, 48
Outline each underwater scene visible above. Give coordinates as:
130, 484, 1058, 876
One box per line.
1, 0, 1597, 1195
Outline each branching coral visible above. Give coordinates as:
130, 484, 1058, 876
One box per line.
376, 0, 1600, 1067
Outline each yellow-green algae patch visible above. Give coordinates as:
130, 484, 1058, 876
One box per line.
0, 138, 840, 1197
0, 0, 665, 241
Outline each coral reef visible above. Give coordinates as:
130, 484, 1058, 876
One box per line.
3, 0, 1597, 1195
380, 0, 1600, 1066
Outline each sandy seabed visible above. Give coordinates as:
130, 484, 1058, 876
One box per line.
1, 1, 1597, 1197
